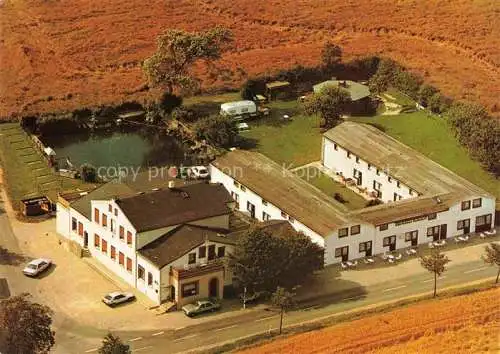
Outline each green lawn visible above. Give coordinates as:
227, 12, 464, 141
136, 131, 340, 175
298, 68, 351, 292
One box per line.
239, 100, 322, 167
352, 112, 500, 198
383, 88, 415, 106
296, 166, 367, 210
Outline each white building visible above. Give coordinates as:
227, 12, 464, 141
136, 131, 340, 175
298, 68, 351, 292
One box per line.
210, 122, 495, 265
57, 176, 243, 307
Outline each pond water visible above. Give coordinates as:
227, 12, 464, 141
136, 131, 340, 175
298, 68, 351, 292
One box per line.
41, 128, 189, 171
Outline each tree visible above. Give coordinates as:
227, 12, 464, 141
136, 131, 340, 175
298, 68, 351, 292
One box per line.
0, 293, 55, 354
194, 115, 238, 148
98, 333, 130, 354
80, 163, 97, 182
428, 92, 444, 113
418, 84, 439, 107
230, 225, 323, 294
321, 42, 342, 71
303, 85, 351, 128
271, 287, 295, 335
420, 250, 450, 297
483, 243, 500, 284
142, 27, 233, 94
368, 58, 398, 94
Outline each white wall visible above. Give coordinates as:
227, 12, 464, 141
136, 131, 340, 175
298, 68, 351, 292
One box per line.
56, 202, 71, 238
136, 254, 162, 304
324, 223, 375, 265
210, 165, 325, 248
322, 137, 415, 202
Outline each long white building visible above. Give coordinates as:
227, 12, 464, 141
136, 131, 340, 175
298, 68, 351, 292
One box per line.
210, 122, 496, 265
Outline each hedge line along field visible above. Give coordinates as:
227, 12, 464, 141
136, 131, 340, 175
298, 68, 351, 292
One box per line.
1, 0, 499, 118
238, 288, 500, 354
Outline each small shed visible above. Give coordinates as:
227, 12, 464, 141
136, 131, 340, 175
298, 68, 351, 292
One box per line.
20, 196, 52, 217
265, 81, 291, 100
313, 80, 370, 101
220, 101, 257, 119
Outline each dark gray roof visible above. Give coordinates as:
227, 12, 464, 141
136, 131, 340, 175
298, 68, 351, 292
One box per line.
115, 183, 232, 232
138, 224, 236, 268
313, 80, 370, 101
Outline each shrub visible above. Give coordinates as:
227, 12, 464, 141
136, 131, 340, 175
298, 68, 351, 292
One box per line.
334, 192, 346, 203
80, 164, 97, 182
194, 115, 238, 148
171, 106, 197, 122
365, 199, 383, 207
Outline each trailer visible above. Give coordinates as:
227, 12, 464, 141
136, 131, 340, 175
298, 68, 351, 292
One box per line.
220, 100, 258, 120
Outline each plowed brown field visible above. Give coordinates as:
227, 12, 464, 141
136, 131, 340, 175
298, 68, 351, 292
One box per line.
1, 0, 499, 118
238, 288, 500, 354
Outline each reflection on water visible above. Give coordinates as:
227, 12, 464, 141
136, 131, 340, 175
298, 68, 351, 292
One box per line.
40, 127, 189, 169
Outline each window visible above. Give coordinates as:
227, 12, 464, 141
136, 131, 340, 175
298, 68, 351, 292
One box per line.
240, 185, 246, 192
373, 180, 382, 191
427, 226, 440, 237
476, 214, 492, 226
188, 253, 196, 264
350, 225, 360, 235
119, 252, 124, 266
409, 188, 413, 196
383, 235, 396, 247
71, 217, 77, 231
359, 241, 372, 252
147, 272, 153, 286
94, 208, 100, 224
347, 151, 351, 158
461, 200, 471, 211
94, 234, 100, 248
233, 181, 240, 188
334, 246, 349, 258
126, 258, 132, 272
218, 246, 226, 258
127, 231, 132, 246
101, 239, 107, 254
102, 214, 107, 227
393, 193, 402, 202
338, 227, 348, 238
138, 265, 145, 280
405, 231, 418, 242
367, 163, 372, 170
262, 199, 268, 206
288, 216, 295, 223
199, 246, 206, 258
281, 211, 288, 218
472, 198, 482, 208
78, 222, 83, 236
108, 204, 112, 212
355, 156, 360, 163
427, 213, 437, 220
397, 181, 401, 188
110, 246, 116, 260
208, 245, 216, 260
110, 219, 115, 233
376, 169, 380, 176
334, 143, 338, 150
181, 281, 198, 298
119, 226, 124, 240
262, 211, 271, 221
457, 219, 470, 230
379, 224, 388, 231
388, 176, 392, 183
114, 208, 118, 216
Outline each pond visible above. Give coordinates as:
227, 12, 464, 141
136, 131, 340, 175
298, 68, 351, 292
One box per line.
40, 127, 190, 172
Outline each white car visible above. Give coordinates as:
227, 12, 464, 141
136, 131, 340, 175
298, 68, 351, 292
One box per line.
191, 166, 209, 179
23, 258, 52, 277
237, 122, 250, 132
102, 291, 136, 307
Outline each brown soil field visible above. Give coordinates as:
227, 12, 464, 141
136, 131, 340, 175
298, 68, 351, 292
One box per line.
1, 0, 499, 118
239, 288, 500, 354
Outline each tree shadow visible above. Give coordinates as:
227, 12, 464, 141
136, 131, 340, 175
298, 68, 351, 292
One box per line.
0, 246, 28, 266
236, 136, 259, 150
35, 263, 57, 279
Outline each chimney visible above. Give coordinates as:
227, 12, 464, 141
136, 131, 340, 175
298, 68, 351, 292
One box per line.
168, 180, 175, 189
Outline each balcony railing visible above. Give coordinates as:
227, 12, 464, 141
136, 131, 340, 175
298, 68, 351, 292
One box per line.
171, 258, 225, 280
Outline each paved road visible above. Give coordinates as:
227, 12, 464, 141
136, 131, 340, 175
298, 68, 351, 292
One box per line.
77, 259, 497, 354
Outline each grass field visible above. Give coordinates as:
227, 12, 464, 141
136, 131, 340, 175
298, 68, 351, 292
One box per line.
239, 288, 500, 354
240, 100, 322, 167
352, 112, 500, 198
2, 0, 499, 117
0, 124, 92, 210
296, 166, 367, 210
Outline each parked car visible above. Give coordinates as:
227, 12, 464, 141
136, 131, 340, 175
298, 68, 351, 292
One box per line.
102, 292, 136, 307
182, 299, 221, 317
191, 166, 209, 179
23, 258, 52, 277
237, 122, 250, 132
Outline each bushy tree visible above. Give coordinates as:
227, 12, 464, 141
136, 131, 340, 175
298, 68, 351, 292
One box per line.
194, 115, 238, 148
368, 58, 398, 93
420, 250, 450, 297
418, 84, 439, 107
271, 287, 295, 335
230, 225, 323, 294
428, 92, 444, 113
0, 293, 55, 354
321, 42, 342, 70
393, 69, 422, 100
303, 85, 351, 128
483, 243, 500, 284
143, 27, 233, 94
98, 333, 130, 354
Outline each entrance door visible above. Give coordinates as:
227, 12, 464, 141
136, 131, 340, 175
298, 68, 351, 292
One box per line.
439, 224, 447, 240
208, 278, 218, 298
247, 201, 255, 218
365, 241, 372, 257
83, 231, 89, 248
475, 214, 492, 233
411, 232, 418, 246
